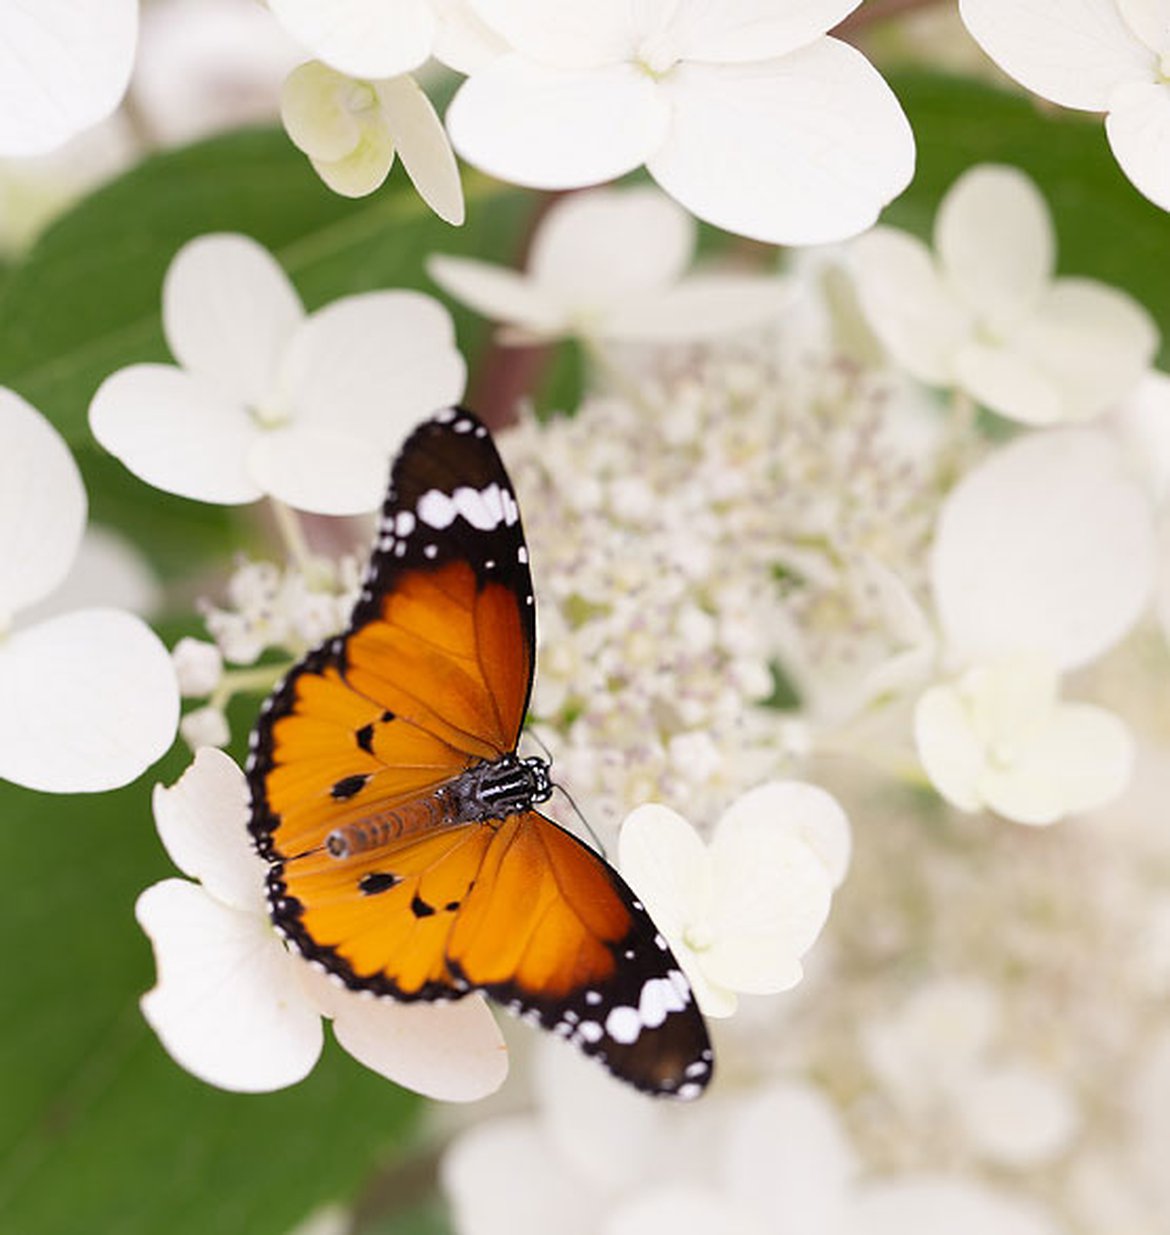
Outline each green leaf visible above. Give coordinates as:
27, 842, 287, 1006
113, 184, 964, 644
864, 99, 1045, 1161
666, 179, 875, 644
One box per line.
0, 764, 422, 1235
887, 72, 1170, 359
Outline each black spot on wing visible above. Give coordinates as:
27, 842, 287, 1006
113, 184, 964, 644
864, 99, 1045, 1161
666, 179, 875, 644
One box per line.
359, 872, 402, 896
331, 774, 369, 801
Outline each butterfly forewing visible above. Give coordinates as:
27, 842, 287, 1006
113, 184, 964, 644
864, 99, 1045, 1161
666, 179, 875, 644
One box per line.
247, 408, 714, 1098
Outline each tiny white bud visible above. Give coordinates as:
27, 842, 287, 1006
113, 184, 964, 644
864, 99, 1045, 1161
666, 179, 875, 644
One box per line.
180, 705, 231, 751
171, 637, 223, 697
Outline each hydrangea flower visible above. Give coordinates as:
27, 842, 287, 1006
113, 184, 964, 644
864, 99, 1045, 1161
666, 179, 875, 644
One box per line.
850, 164, 1158, 425
137, 748, 508, 1099
0, 387, 178, 792
267, 0, 504, 80
915, 428, 1154, 824
89, 232, 465, 516
281, 62, 463, 222
429, 186, 787, 344
618, 782, 850, 1017
0, 0, 138, 156
446, 0, 915, 245
959, 0, 1170, 213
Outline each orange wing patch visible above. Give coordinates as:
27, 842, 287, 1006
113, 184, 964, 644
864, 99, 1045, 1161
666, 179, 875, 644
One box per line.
344, 562, 530, 762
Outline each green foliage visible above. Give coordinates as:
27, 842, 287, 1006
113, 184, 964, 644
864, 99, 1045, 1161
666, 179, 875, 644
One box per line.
0, 762, 420, 1235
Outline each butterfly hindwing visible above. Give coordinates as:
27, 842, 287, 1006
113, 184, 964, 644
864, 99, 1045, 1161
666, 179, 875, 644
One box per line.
247, 407, 715, 1098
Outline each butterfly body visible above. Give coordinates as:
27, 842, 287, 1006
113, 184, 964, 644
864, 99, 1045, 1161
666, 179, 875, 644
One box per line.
246, 408, 713, 1098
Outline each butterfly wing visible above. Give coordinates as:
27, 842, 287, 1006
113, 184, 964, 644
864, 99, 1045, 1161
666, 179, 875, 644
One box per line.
249, 407, 536, 865
266, 805, 713, 1096
248, 407, 714, 1097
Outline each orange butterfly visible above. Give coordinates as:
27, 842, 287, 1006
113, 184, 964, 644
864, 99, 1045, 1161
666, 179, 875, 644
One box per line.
247, 408, 713, 1098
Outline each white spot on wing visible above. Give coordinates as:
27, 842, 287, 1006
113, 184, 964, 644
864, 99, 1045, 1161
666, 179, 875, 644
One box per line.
417, 489, 457, 529
605, 1006, 641, 1045
395, 511, 416, 536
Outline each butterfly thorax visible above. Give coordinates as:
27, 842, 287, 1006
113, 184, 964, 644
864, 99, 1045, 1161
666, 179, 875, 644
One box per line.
324, 754, 552, 859
440, 753, 552, 824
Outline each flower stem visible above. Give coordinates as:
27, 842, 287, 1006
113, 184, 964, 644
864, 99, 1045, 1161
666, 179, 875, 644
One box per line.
209, 662, 293, 712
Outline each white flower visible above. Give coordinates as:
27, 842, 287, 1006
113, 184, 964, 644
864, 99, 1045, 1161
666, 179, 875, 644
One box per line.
446, 0, 915, 245
959, 0, 1170, 213
844, 1175, 1068, 1235
281, 63, 464, 223
914, 428, 1153, 824
89, 233, 465, 516
851, 164, 1158, 425
429, 186, 786, 344
134, 0, 304, 146
267, 0, 505, 80
618, 782, 849, 1017
958, 1063, 1080, 1168
915, 654, 1134, 826
0, 388, 178, 793
0, 0, 138, 156
137, 748, 508, 1100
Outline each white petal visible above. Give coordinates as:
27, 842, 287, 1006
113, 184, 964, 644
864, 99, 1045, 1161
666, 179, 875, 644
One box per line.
432, 0, 509, 74
282, 291, 466, 448
936, 165, 1054, 334
953, 340, 1064, 425
530, 186, 695, 308
466, 0, 640, 69
1107, 370, 1170, 504
648, 43, 915, 246
0, 387, 85, 616
914, 683, 985, 813
618, 803, 712, 943
281, 60, 369, 162
669, 0, 863, 62
723, 1082, 857, 1235
707, 819, 833, 992
958, 0, 1153, 111
307, 126, 395, 198
981, 701, 1134, 825
447, 56, 669, 190
1013, 278, 1159, 422
268, 0, 437, 78
1106, 80, 1170, 212
1116, 0, 1170, 52
427, 255, 564, 337
605, 1189, 764, 1235
137, 879, 323, 1093
323, 992, 507, 1101
162, 233, 304, 409
89, 364, 264, 505
958, 1065, 1080, 1166
533, 1037, 662, 1190
718, 782, 852, 889
247, 427, 390, 516
605, 275, 789, 342
850, 228, 970, 384
0, 0, 138, 155
0, 609, 178, 793
20, 526, 161, 627
378, 75, 464, 225
931, 428, 1157, 671
442, 1117, 603, 1235
844, 1175, 1063, 1235
152, 748, 265, 913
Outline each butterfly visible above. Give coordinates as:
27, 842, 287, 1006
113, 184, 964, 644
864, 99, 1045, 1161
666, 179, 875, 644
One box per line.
246, 407, 713, 1098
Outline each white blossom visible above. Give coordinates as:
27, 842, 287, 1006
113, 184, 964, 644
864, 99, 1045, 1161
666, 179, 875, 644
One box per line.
429, 186, 786, 344
282, 63, 464, 222
446, 0, 915, 245
138, 748, 508, 1100
618, 783, 847, 1017
0, 388, 178, 793
89, 233, 465, 516
851, 164, 1158, 425
959, 0, 1170, 213
172, 637, 224, 697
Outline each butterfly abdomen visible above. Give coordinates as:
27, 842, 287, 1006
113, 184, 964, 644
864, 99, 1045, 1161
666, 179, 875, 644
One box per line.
325, 794, 459, 858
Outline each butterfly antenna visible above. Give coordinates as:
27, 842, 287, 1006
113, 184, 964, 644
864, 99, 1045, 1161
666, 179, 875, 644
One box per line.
555, 780, 608, 859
